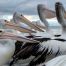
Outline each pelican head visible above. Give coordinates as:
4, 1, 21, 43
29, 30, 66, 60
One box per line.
0, 19, 36, 33
13, 12, 44, 32
55, 2, 66, 26
37, 4, 50, 31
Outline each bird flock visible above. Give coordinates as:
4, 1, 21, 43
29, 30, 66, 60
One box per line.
0, 1, 66, 66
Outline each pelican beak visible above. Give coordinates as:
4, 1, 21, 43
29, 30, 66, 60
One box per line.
33, 22, 45, 29
1, 20, 36, 33
13, 12, 44, 32
36, 24, 45, 29
0, 31, 39, 43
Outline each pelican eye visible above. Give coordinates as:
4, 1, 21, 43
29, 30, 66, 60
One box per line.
4, 20, 7, 22
0, 30, 4, 35
0, 30, 2, 33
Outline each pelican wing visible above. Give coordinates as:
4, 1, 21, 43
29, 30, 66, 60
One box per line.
44, 55, 66, 66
